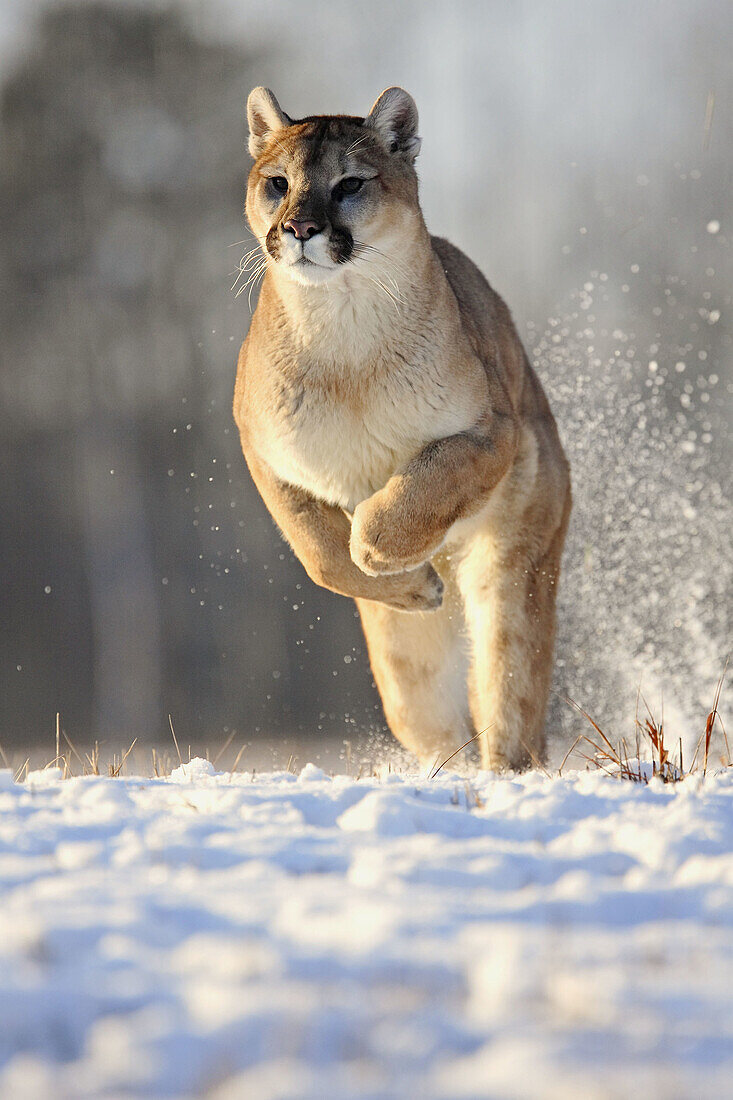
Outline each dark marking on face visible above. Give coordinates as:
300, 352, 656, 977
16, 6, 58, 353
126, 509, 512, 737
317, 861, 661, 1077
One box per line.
265, 224, 281, 260
330, 225, 354, 264
282, 195, 328, 233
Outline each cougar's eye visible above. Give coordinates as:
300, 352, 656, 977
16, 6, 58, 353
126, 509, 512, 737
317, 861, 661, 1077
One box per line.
270, 177, 289, 194
333, 177, 363, 201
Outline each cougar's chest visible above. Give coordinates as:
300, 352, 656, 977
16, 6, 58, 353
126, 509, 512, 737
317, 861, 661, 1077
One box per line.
259, 360, 465, 512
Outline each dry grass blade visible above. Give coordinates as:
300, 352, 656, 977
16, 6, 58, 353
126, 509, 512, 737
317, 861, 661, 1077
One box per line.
572, 748, 619, 780
230, 743, 247, 775
560, 695, 646, 782
85, 740, 101, 776
704, 656, 728, 775
62, 727, 85, 772
517, 735, 552, 778
168, 714, 183, 766
635, 692, 672, 779
619, 736, 642, 783
14, 757, 30, 783
690, 657, 728, 774
558, 734, 582, 776
429, 725, 493, 780
560, 694, 621, 760
212, 729, 236, 768
719, 715, 731, 767
572, 731, 622, 769
111, 738, 138, 778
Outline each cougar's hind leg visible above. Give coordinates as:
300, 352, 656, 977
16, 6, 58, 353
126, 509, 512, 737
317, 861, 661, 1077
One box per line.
458, 492, 571, 771
356, 559, 472, 766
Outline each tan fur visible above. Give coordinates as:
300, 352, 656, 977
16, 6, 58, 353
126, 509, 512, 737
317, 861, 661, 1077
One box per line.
234, 87, 571, 770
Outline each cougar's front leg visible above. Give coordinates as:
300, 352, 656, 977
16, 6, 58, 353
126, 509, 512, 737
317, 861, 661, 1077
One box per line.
241, 441, 444, 612
350, 416, 518, 576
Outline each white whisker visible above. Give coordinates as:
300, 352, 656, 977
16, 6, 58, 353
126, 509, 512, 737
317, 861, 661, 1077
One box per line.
231, 243, 272, 293
350, 243, 409, 312
345, 133, 370, 157
354, 242, 413, 287
366, 274, 402, 314
248, 258, 271, 309
233, 254, 269, 303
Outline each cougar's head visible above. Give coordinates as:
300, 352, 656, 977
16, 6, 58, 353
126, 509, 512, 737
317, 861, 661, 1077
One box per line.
244, 86, 422, 287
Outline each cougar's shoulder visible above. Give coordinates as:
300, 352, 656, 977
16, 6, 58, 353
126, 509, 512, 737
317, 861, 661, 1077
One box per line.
430, 235, 528, 413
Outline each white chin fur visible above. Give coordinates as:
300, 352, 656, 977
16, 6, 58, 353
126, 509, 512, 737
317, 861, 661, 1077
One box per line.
277, 235, 341, 286
280, 258, 341, 287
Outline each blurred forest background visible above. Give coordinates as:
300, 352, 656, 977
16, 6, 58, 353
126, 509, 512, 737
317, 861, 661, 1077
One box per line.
0, 0, 730, 761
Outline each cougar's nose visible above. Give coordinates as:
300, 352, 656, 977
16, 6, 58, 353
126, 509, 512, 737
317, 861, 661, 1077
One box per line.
282, 218, 322, 240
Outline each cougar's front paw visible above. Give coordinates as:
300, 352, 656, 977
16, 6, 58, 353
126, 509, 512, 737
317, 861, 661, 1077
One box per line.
350, 496, 440, 576
350, 497, 415, 576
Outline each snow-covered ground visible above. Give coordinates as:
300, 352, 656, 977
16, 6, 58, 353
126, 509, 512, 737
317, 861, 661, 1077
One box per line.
1, 761, 732, 1099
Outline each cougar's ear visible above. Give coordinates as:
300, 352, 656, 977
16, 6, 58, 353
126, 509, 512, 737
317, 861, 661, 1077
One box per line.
247, 87, 291, 159
366, 87, 421, 162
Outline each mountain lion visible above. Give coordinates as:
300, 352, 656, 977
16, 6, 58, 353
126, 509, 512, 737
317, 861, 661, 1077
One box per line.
234, 86, 571, 770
